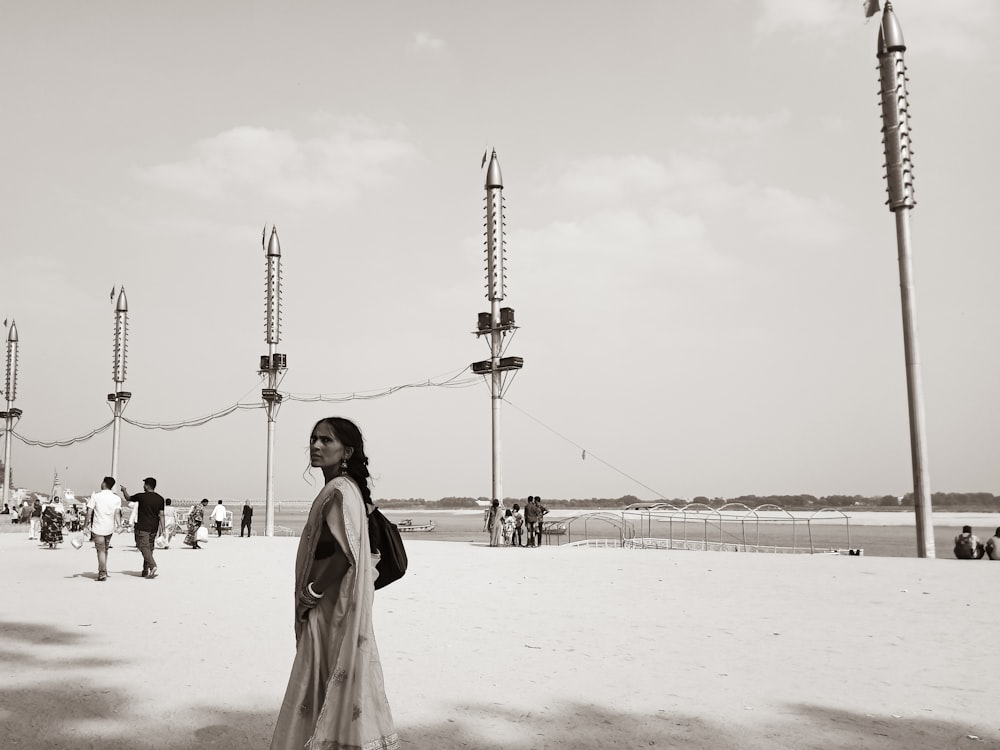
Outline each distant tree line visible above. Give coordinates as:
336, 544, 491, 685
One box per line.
373, 493, 1000, 512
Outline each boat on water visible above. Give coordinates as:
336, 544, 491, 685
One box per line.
397, 519, 436, 532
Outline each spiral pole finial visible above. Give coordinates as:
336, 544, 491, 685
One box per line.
484, 150, 506, 302
112, 287, 129, 384
264, 225, 282, 345
877, 3, 915, 211
5, 320, 19, 402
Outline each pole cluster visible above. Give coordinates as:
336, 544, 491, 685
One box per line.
260, 225, 286, 537
876, 3, 934, 557
471, 151, 523, 507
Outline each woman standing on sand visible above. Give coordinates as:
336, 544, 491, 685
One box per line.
183, 499, 208, 549
483, 499, 503, 547
40, 496, 65, 548
270, 417, 397, 750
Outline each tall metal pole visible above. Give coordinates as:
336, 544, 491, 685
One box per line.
485, 153, 505, 506
471, 151, 523, 507
877, 3, 934, 557
109, 288, 131, 481
2, 321, 21, 511
260, 226, 286, 537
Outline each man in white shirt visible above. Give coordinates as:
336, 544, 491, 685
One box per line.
210, 500, 228, 537
86, 476, 123, 582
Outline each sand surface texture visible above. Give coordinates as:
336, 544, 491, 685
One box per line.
2, 534, 998, 749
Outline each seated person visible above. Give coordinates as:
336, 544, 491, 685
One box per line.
985, 528, 1000, 561
953, 525, 984, 560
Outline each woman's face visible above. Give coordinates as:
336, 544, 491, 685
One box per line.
310, 422, 352, 470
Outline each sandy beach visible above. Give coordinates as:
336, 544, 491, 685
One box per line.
2, 532, 998, 749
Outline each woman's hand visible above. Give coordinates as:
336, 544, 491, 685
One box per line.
296, 582, 323, 620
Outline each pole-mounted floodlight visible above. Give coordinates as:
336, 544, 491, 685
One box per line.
471, 150, 524, 509
108, 287, 131, 481
876, 2, 934, 557
260, 225, 286, 537
2, 321, 21, 511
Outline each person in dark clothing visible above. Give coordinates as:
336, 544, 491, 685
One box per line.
120, 477, 166, 578
241, 501, 254, 537
534, 496, 549, 547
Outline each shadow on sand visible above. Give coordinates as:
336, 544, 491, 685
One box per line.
2, 621, 996, 749
0, 620, 269, 749
400, 701, 998, 750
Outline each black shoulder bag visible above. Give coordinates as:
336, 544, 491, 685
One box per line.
366, 503, 407, 590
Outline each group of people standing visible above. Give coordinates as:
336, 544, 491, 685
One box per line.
483, 495, 549, 548
6, 495, 72, 548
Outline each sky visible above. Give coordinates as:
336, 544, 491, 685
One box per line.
1, 0, 998, 504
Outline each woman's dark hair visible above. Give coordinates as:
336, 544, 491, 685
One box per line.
313, 417, 373, 505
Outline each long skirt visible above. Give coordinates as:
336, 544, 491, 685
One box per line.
184, 520, 200, 546
40, 511, 64, 544
271, 595, 398, 750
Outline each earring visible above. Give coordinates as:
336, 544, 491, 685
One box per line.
340, 457, 349, 474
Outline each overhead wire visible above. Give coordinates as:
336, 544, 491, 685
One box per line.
502, 397, 669, 499
281, 366, 478, 403
13, 420, 114, 448
9, 367, 478, 446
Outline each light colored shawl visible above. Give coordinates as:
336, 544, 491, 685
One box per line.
277, 475, 397, 750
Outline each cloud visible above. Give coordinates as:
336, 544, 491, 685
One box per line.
521, 152, 848, 293
509, 207, 729, 309
743, 186, 847, 247
754, 0, 997, 59
410, 31, 445, 52
904, 0, 997, 59
754, 0, 848, 36
691, 108, 792, 136
554, 155, 670, 202
140, 120, 418, 207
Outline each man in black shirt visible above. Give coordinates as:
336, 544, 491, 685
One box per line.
240, 501, 253, 537
121, 477, 166, 579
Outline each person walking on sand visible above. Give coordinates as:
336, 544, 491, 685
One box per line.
270, 416, 397, 750
40, 495, 65, 548
240, 501, 253, 537
163, 499, 177, 546
953, 525, 984, 560
210, 499, 228, 537
184, 499, 209, 549
984, 528, 1000, 561
85, 477, 123, 582
512, 503, 524, 547
121, 478, 166, 578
